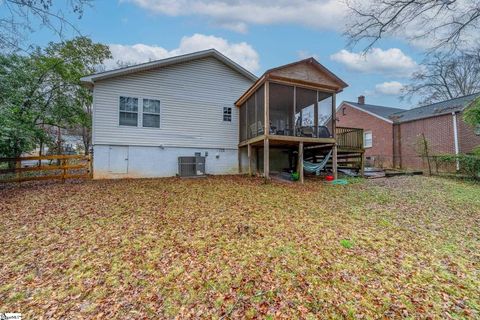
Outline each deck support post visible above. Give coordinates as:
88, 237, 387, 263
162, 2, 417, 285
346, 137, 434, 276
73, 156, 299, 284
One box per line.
332, 92, 338, 180
264, 138, 270, 179
332, 144, 338, 180
298, 141, 304, 183
247, 144, 252, 176
360, 152, 365, 177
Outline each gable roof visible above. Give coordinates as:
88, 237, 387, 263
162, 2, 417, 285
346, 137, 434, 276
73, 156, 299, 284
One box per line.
343, 101, 405, 121
236, 57, 348, 106
390, 93, 480, 123
80, 49, 257, 85
265, 57, 348, 89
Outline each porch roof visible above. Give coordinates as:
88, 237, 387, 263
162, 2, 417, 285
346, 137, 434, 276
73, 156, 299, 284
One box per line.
235, 57, 348, 106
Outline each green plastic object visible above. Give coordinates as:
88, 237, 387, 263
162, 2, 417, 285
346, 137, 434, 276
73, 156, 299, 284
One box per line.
331, 179, 348, 185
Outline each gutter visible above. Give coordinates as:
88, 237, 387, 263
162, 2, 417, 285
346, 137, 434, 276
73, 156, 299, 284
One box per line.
452, 112, 460, 170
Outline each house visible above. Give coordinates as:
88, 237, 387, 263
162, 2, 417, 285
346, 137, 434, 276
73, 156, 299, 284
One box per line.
336, 96, 404, 168
80, 49, 256, 178
81, 49, 364, 180
337, 94, 480, 170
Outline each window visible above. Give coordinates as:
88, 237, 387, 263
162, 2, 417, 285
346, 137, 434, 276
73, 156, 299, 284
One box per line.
223, 107, 232, 122
342, 107, 346, 116
143, 99, 160, 128
119, 96, 138, 126
364, 131, 373, 148
475, 125, 480, 136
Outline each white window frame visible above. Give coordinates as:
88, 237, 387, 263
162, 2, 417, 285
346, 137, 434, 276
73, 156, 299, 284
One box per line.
223, 106, 232, 122
142, 98, 161, 128
364, 130, 373, 148
118, 96, 161, 129
119, 96, 139, 127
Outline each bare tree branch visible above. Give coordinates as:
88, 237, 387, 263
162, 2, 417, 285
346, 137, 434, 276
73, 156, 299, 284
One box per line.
0, 0, 92, 52
345, 0, 480, 53
402, 50, 480, 104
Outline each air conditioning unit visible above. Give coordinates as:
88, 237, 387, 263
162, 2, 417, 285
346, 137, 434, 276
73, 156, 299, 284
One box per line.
178, 156, 206, 177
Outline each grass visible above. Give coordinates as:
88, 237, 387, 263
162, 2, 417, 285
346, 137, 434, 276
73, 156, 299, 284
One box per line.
0, 175, 479, 319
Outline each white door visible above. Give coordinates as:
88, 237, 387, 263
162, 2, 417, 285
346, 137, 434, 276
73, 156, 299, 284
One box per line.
108, 146, 129, 173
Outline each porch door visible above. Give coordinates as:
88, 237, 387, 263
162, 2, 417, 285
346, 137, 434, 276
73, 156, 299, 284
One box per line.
108, 146, 129, 173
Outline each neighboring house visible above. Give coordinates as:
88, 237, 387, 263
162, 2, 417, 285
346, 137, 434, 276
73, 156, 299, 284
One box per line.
81, 49, 362, 179
337, 93, 480, 170
337, 96, 404, 167
81, 49, 256, 178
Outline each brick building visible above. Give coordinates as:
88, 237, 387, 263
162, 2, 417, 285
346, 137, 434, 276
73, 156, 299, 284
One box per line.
337, 94, 480, 170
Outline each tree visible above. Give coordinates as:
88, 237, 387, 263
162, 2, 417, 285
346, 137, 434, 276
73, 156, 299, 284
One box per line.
0, 37, 111, 158
0, 53, 58, 159
464, 98, 480, 128
0, 0, 91, 52
44, 37, 111, 154
403, 51, 480, 104
345, 0, 480, 52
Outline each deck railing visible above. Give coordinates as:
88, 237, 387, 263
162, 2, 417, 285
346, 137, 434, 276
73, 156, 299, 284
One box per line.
336, 127, 364, 150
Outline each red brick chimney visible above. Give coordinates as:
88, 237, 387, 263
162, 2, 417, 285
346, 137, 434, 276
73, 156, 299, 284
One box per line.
358, 95, 365, 104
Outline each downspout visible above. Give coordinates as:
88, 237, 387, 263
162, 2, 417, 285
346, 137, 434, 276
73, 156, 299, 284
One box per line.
452, 112, 460, 171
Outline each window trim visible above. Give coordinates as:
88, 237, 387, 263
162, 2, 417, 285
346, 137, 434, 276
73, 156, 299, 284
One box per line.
364, 130, 373, 148
118, 95, 161, 129
223, 106, 232, 123
119, 96, 139, 127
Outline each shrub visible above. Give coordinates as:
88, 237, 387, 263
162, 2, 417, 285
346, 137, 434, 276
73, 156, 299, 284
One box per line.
291, 172, 300, 181
437, 154, 480, 179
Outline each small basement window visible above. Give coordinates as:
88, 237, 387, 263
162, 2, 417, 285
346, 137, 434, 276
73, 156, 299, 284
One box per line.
223, 107, 232, 122
364, 131, 373, 148
119, 96, 138, 126
143, 99, 160, 128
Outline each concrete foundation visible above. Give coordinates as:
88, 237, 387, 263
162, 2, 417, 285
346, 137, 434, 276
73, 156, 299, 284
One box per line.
93, 145, 239, 179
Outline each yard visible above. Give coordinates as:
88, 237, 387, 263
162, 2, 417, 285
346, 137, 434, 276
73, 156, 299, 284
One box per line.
0, 176, 479, 319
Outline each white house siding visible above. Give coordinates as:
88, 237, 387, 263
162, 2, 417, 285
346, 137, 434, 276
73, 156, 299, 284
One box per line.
92, 57, 253, 178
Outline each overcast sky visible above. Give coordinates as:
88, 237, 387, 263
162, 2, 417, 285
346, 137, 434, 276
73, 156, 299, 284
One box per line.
29, 0, 430, 109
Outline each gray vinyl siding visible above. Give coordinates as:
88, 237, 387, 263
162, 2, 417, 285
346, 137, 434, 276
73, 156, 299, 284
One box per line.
93, 57, 253, 149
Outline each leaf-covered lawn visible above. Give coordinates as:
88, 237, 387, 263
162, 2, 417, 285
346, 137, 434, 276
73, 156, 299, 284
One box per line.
1, 176, 479, 319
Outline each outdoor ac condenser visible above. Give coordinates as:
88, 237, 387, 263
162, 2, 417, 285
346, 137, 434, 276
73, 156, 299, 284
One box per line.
178, 156, 206, 177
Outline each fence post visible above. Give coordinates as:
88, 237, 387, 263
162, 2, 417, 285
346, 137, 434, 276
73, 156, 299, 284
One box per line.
16, 159, 21, 184
61, 158, 66, 183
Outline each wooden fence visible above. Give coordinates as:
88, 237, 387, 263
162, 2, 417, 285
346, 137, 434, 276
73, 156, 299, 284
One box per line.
0, 154, 92, 184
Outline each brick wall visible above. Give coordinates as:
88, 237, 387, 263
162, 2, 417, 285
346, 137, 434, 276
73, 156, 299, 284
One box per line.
457, 111, 480, 154
396, 113, 455, 170
337, 103, 394, 167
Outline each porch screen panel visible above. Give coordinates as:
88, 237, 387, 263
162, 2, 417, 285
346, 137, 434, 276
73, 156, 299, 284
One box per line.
240, 102, 247, 142
269, 83, 294, 136
295, 87, 317, 137
256, 85, 265, 135
318, 92, 333, 138
246, 94, 257, 139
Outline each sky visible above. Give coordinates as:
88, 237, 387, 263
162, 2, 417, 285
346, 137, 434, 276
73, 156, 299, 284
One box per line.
27, 0, 428, 109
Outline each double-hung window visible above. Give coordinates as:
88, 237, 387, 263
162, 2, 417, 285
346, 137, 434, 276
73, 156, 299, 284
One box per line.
364, 131, 373, 148
223, 107, 232, 122
143, 99, 160, 128
119, 96, 139, 126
